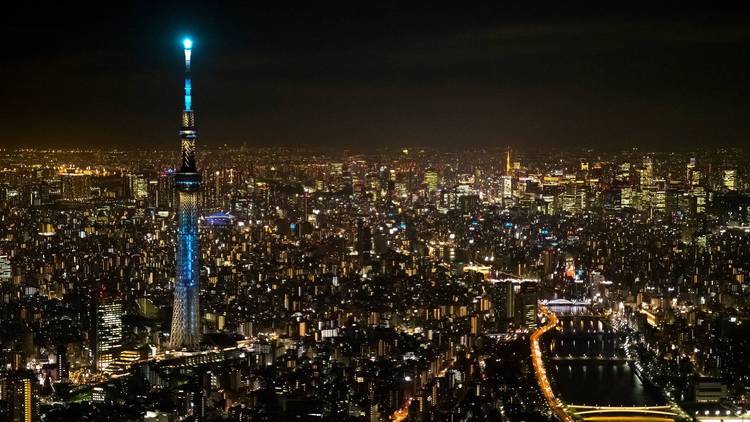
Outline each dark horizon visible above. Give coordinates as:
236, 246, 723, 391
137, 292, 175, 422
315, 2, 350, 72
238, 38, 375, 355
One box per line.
2, 3, 749, 150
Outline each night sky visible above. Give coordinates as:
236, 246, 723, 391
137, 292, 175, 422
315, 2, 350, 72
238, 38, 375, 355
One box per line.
2, 3, 749, 150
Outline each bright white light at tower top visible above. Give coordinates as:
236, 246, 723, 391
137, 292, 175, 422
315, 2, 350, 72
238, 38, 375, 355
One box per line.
183, 38, 193, 49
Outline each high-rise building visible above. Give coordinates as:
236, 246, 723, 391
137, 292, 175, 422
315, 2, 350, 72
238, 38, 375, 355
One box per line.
423, 168, 439, 193
157, 170, 175, 210
356, 219, 372, 268
0, 250, 11, 282
501, 176, 512, 200
95, 299, 122, 371
491, 280, 514, 331
723, 169, 737, 191
126, 174, 148, 200
170, 38, 202, 351
2, 370, 39, 422
60, 173, 90, 201
56, 345, 69, 383
640, 156, 654, 188
516, 282, 538, 329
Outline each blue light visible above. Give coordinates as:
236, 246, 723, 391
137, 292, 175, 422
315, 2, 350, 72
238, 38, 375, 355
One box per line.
184, 78, 192, 110
183, 38, 193, 49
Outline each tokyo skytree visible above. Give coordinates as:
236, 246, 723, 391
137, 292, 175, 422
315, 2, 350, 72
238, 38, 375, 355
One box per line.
169, 38, 202, 350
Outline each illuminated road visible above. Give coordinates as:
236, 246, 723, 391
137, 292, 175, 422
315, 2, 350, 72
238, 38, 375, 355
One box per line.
531, 305, 573, 422
391, 398, 412, 421
533, 307, 690, 422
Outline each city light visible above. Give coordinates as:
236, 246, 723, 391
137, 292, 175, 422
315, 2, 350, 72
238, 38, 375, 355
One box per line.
2, 5, 749, 422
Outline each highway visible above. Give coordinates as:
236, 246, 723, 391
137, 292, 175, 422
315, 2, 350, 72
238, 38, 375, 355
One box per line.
531, 305, 573, 422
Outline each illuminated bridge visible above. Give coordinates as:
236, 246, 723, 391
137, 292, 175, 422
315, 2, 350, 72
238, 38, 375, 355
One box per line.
533, 304, 690, 422
566, 404, 682, 421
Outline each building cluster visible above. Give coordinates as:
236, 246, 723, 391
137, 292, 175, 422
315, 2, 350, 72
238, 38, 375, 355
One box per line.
0, 146, 747, 421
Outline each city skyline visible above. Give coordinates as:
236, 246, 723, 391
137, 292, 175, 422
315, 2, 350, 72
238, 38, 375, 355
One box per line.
2, 5, 750, 422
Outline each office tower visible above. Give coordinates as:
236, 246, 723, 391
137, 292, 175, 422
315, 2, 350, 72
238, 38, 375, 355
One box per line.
96, 299, 122, 371
501, 176, 512, 200
60, 173, 90, 201
505, 149, 511, 175
56, 345, 69, 382
2, 370, 39, 422
170, 38, 202, 350
640, 156, 654, 188
491, 280, 514, 331
157, 170, 175, 210
0, 249, 11, 282
723, 169, 737, 191
356, 219, 372, 268
687, 157, 696, 184
517, 281, 538, 329
618, 162, 631, 183
126, 174, 148, 200
423, 167, 439, 193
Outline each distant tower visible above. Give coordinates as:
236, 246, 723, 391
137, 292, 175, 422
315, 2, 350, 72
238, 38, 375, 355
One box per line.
501, 149, 512, 200
170, 38, 202, 350
505, 149, 511, 176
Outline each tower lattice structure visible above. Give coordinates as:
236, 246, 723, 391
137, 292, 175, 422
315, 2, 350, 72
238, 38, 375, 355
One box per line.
170, 38, 202, 351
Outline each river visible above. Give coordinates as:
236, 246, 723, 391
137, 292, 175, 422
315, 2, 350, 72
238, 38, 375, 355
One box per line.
545, 310, 665, 407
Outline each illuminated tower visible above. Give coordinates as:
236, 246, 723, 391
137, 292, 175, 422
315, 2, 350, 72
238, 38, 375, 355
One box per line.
505, 149, 511, 176
170, 38, 202, 350
501, 149, 512, 200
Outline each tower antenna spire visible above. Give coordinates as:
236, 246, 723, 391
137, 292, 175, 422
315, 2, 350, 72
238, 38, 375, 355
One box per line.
506, 149, 511, 176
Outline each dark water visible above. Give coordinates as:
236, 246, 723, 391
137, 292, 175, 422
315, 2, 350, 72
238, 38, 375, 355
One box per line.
552, 337, 620, 357
552, 361, 662, 406
547, 313, 665, 407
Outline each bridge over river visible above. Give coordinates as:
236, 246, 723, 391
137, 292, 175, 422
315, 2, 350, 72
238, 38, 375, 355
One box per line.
532, 304, 689, 421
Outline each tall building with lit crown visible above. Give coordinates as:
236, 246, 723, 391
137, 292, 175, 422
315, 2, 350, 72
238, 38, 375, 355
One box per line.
170, 38, 202, 350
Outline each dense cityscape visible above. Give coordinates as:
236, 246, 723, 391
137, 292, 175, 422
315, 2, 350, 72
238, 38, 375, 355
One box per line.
3, 4, 750, 422
1, 136, 749, 421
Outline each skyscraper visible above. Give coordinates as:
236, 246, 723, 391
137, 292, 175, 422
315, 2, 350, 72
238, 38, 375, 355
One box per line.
723, 169, 737, 191
2, 370, 39, 422
60, 173, 91, 201
95, 299, 122, 371
423, 167, 439, 193
170, 38, 202, 351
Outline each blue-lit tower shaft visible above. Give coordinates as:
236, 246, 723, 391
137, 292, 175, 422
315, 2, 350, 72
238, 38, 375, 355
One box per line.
170, 38, 201, 351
